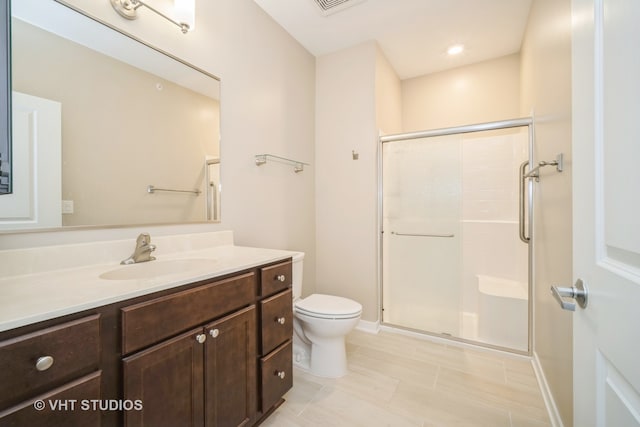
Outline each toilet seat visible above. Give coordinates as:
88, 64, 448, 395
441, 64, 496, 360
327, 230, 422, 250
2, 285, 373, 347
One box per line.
294, 294, 362, 320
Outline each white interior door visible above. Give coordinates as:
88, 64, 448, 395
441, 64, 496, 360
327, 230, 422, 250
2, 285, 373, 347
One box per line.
572, 0, 640, 425
0, 92, 62, 230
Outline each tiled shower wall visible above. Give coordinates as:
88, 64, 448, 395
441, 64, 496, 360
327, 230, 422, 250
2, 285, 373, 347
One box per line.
460, 130, 529, 318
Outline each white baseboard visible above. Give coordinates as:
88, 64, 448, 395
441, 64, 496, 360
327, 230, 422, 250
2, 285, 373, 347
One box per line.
532, 351, 564, 427
356, 319, 380, 334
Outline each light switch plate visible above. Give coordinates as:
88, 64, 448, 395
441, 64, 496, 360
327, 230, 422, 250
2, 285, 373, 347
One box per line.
62, 200, 74, 214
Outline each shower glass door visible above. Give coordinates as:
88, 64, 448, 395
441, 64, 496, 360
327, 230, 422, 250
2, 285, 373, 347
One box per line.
382, 134, 463, 336
381, 126, 529, 352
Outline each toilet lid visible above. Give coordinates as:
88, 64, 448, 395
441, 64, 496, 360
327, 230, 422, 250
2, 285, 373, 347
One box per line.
295, 294, 362, 318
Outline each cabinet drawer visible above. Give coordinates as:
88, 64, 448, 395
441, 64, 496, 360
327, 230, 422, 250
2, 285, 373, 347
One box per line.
0, 371, 101, 427
0, 315, 100, 410
260, 340, 292, 412
122, 272, 256, 355
260, 261, 292, 296
260, 289, 292, 355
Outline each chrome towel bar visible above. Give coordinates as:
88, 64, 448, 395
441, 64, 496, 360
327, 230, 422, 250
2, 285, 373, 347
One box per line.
390, 231, 455, 238
255, 154, 309, 173
147, 185, 201, 195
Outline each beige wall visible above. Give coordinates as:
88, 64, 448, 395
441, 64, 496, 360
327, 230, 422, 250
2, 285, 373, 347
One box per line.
4, 0, 317, 294
402, 54, 521, 131
314, 43, 402, 322
375, 44, 403, 136
520, 0, 574, 425
315, 42, 379, 319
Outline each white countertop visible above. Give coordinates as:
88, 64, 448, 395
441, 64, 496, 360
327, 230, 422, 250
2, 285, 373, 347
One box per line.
0, 244, 298, 333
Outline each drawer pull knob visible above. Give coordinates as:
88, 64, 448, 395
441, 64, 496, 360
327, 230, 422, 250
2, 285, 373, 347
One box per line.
276, 274, 286, 282
275, 370, 286, 380
209, 329, 219, 338
36, 356, 54, 371
276, 317, 286, 325
196, 334, 207, 344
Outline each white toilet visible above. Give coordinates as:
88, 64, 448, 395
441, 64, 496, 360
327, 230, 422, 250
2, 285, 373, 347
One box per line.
291, 253, 362, 378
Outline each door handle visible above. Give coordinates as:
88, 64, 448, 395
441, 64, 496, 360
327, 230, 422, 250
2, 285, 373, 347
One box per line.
550, 279, 588, 311
519, 161, 530, 244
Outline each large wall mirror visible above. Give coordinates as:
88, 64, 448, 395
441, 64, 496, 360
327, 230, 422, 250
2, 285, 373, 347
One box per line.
0, 0, 221, 232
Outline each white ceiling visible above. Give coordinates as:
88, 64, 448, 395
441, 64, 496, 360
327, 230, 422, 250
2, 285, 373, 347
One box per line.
253, 0, 533, 80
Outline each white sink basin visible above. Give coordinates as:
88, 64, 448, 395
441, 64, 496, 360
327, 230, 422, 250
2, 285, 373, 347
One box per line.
99, 258, 218, 281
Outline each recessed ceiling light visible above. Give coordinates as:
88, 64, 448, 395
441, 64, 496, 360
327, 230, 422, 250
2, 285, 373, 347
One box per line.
447, 44, 465, 56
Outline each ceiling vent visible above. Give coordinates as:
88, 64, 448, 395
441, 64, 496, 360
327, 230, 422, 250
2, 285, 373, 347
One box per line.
311, 0, 367, 16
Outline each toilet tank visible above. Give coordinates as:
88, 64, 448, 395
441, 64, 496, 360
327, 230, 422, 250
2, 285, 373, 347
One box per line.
291, 252, 305, 299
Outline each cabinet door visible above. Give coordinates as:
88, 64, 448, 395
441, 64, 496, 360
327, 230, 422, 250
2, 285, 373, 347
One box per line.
204, 306, 256, 427
123, 328, 205, 427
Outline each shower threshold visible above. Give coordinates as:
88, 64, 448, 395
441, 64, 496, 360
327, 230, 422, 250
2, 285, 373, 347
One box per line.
378, 322, 531, 357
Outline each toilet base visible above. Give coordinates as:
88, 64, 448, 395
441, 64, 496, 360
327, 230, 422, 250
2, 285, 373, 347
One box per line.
292, 322, 350, 378
309, 337, 348, 378
292, 342, 311, 371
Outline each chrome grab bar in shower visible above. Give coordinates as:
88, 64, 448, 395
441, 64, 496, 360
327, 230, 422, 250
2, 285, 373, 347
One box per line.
519, 161, 530, 244
390, 231, 455, 238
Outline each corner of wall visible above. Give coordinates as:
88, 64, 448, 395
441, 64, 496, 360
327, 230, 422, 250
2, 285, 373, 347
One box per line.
519, 0, 574, 425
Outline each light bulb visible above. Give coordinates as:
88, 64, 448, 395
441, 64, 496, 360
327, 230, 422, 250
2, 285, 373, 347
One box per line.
447, 44, 464, 56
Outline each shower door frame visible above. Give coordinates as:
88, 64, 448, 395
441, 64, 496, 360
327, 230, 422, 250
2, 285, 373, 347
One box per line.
378, 117, 535, 355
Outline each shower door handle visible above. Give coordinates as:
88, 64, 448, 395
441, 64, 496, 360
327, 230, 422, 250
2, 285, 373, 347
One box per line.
519, 161, 530, 243
551, 279, 588, 311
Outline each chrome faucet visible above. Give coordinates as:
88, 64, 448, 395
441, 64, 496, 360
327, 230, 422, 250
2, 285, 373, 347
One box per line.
121, 233, 157, 265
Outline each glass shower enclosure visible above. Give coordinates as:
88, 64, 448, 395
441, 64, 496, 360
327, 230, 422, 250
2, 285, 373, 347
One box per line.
380, 119, 532, 353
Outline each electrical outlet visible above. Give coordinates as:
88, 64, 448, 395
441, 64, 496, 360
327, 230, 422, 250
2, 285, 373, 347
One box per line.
61, 200, 74, 214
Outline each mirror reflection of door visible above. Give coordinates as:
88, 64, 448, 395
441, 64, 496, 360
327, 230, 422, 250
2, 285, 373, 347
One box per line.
0, 0, 10, 195
0, 92, 61, 230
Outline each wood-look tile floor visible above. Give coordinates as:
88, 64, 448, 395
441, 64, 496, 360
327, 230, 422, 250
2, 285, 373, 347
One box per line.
262, 329, 551, 427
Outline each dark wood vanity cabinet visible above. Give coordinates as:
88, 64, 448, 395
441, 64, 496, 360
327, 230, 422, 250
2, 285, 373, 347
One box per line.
122, 273, 258, 427
121, 259, 293, 427
0, 258, 293, 427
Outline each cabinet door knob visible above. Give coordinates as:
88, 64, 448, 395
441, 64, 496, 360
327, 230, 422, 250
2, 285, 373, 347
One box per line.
196, 333, 207, 344
209, 329, 219, 338
35, 356, 54, 371
275, 370, 286, 380
276, 274, 286, 282
276, 317, 286, 325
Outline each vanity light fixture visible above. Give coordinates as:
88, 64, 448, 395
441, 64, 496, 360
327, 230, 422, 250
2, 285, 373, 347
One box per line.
110, 0, 195, 34
447, 44, 464, 56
